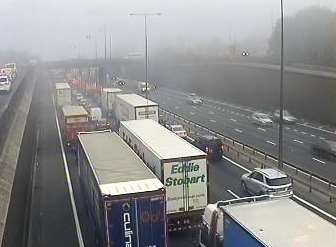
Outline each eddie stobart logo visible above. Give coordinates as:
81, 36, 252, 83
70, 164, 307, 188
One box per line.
165, 162, 206, 186
122, 203, 133, 247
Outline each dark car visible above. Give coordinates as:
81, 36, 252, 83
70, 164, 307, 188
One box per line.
191, 135, 223, 161
312, 140, 336, 160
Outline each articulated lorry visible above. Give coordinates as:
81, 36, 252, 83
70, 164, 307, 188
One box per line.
55, 82, 71, 107
115, 93, 159, 122
101, 87, 122, 117
199, 196, 336, 247
77, 131, 167, 247
119, 119, 208, 232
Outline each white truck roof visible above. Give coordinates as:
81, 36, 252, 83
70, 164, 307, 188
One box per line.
62, 105, 88, 117
78, 131, 163, 196
117, 93, 158, 107
55, 82, 71, 90
120, 119, 205, 160
223, 198, 336, 247
102, 87, 122, 93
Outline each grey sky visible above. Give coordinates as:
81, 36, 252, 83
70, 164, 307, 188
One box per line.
1, 0, 335, 60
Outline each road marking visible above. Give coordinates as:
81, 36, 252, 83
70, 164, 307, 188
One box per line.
285, 127, 291, 130
190, 112, 195, 115
312, 157, 326, 165
209, 119, 216, 123
223, 155, 336, 223
258, 127, 266, 132
319, 137, 326, 140
53, 98, 85, 247
310, 134, 316, 137
209, 111, 214, 115
235, 129, 243, 133
175, 106, 180, 109
227, 190, 240, 199
293, 129, 298, 132
301, 131, 307, 135
230, 118, 237, 122
298, 123, 336, 135
293, 139, 304, 144
266, 140, 276, 146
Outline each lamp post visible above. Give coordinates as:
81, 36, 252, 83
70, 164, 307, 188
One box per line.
129, 12, 162, 100
278, 0, 285, 168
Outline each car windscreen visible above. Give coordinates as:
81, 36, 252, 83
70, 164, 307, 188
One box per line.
5, 64, 14, 69
266, 177, 290, 186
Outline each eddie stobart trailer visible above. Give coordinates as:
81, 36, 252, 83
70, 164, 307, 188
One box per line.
115, 93, 159, 122
119, 119, 208, 232
77, 131, 167, 247
199, 196, 336, 247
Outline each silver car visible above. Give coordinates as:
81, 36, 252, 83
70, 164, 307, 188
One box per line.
251, 112, 273, 127
241, 168, 293, 197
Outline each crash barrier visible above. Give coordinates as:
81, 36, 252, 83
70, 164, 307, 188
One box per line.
160, 108, 336, 204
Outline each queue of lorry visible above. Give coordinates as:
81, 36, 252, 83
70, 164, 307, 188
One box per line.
0, 63, 17, 93
54, 69, 336, 246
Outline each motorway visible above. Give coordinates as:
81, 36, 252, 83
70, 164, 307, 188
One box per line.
0, 70, 25, 116
27, 70, 254, 247
26, 70, 336, 247
147, 87, 336, 182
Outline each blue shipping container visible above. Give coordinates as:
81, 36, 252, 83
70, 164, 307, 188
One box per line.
223, 214, 265, 247
105, 194, 166, 247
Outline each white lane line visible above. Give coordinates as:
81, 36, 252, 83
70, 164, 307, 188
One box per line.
293, 139, 304, 144
175, 106, 180, 109
266, 140, 276, 146
293, 129, 298, 132
235, 129, 243, 133
227, 190, 240, 199
246, 116, 251, 119
230, 118, 237, 122
192, 106, 197, 109
258, 127, 266, 132
310, 134, 316, 137
285, 127, 291, 130
312, 157, 326, 165
319, 137, 326, 140
190, 112, 195, 115
209, 111, 214, 115
301, 131, 307, 135
298, 123, 336, 135
210, 119, 216, 123
53, 98, 85, 247
223, 155, 336, 223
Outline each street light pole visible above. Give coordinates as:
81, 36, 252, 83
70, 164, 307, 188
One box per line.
130, 12, 161, 100
278, 0, 284, 168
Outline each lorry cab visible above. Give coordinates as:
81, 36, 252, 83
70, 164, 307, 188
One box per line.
0, 75, 11, 93
193, 135, 223, 161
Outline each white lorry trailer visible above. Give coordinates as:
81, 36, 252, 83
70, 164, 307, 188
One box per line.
55, 82, 71, 107
119, 119, 208, 232
115, 93, 158, 122
101, 87, 122, 116
199, 196, 336, 247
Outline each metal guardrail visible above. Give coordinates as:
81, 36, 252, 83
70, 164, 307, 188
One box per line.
160, 108, 336, 204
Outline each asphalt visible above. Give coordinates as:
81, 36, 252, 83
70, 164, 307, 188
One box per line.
147, 87, 336, 182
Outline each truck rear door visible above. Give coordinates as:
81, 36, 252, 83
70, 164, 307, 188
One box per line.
164, 159, 208, 214
105, 194, 166, 247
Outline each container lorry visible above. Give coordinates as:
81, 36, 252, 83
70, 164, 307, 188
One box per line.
101, 87, 122, 117
4, 63, 17, 79
77, 131, 167, 247
61, 105, 92, 146
55, 82, 71, 107
119, 119, 208, 232
115, 93, 159, 122
199, 196, 336, 247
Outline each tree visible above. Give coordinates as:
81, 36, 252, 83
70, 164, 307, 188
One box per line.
268, 6, 336, 66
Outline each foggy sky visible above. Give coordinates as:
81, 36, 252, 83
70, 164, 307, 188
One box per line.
1, 0, 335, 60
